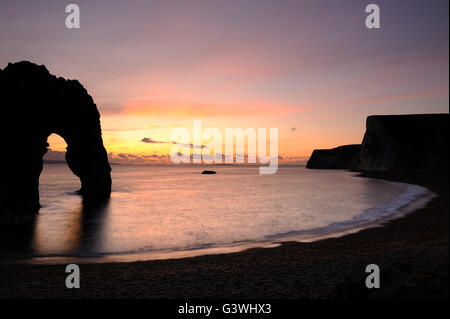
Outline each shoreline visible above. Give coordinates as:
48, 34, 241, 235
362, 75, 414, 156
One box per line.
0, 171, 448, 298
4, 174, 433, 265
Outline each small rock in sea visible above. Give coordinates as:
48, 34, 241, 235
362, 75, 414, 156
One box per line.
202, 170, 217, 174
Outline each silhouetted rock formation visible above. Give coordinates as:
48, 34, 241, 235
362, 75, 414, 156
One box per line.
202, 170, 217, 174
306, 145, 361, 169
307, 114, 449, 171
0, 61, 111, 225
357, 114, 449, 171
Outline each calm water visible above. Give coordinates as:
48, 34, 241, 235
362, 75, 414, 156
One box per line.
1, 165, 429, 263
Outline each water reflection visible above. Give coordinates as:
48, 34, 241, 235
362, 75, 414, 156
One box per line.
76, 199, 110, 255
2, 166, 418, 263
0, 199, 110, 259
0, 216, 37, 256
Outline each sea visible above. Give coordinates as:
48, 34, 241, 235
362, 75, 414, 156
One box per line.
0, 164, 433, 263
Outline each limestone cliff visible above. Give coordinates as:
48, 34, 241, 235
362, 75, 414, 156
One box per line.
0, 61, 111, 225
306, 145, 361, 169
357, 114, 449, 171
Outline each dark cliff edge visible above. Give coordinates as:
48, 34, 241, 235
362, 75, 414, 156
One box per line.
357, 114, 449, 171
0, 61, 111, 225
306, 144, 361, 169
307, 114, 449, 172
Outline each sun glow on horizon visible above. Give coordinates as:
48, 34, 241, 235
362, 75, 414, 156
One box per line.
21, 0, 447, 165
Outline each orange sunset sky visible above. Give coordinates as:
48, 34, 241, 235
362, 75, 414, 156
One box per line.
1, 0, 448, 164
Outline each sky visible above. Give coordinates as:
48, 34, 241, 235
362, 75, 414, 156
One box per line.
0, 0, 448, 164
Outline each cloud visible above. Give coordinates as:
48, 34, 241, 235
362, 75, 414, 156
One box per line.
141, 137, 167, 144
44, 149, 308, 165
141, 154, 169, 159
172, 141, 208, 149
109, 152, 170, 164
141, 137, 208, 149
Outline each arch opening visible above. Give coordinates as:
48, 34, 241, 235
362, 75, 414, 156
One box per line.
43, 134, 68, 164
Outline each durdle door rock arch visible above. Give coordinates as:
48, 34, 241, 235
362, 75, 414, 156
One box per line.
0, 61, 111, 225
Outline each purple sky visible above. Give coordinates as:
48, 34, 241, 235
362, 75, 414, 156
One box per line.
1, 0, 448, 162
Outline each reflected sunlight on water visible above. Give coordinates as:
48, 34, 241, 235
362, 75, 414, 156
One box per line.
1, 165, 430, 263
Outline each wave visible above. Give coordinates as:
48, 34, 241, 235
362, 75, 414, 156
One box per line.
265, 182, 434, 241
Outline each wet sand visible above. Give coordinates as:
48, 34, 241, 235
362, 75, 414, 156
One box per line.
0, 172, 448, 298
